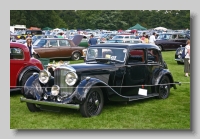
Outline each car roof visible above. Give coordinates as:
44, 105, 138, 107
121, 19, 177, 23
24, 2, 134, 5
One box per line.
10, 42, 27, 49
90, 43, 160, 50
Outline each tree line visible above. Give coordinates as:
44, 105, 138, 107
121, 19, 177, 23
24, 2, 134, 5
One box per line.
10, 10, 190, 30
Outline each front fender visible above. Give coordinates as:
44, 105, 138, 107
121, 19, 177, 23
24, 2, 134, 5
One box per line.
72, 77, 129, 104
72, 78, 107, 103
23, 73, 54, 100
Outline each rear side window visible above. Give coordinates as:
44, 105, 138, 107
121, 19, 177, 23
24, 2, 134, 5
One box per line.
10, 48, 24, 59
128, 49, 145, 64
59, 40, 70, 47
147, 49, 160, 63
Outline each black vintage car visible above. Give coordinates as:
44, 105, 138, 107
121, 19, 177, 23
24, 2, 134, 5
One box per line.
155, 33, 189, 51
20, 43, 181, 117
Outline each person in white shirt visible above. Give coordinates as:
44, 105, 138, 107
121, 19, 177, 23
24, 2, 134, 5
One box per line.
149, 32, 156, 44
184, 40, 190, 77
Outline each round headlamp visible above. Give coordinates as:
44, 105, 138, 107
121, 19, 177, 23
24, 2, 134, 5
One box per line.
51, 85, 60, 96
39, 70, 51, 84
65, 71, 78, 86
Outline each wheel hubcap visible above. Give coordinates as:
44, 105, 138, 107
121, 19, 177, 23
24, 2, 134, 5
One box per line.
95, 100, 99, 106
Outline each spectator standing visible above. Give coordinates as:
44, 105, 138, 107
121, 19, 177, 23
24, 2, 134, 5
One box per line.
144, 35, 149, 43
88, 34, 97, 46
135, 32, 140, 39
25, 37, 36, 57
184, 40, 190, 77
149, 32, 156, 44
140, 32, 146, 43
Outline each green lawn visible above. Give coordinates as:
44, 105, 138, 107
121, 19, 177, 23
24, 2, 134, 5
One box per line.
10, 51, 190, 129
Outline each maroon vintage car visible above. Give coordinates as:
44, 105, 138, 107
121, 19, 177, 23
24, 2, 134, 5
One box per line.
10, 42, 44, 94
32, 35, 85, 60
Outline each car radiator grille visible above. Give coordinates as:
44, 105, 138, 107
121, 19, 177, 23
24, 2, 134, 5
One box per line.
54, 68, 74, 96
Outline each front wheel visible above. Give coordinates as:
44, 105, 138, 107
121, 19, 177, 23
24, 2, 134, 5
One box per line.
71, 52, 81, 61
26, 103, 40, 112
80, 87, 104, 117
157, 76, 170, 99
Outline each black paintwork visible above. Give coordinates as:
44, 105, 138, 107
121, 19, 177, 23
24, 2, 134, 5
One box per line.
23, 44, 179, 111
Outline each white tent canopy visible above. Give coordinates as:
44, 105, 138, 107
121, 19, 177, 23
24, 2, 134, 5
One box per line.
53, 28, 61, 31
154, 27, 167, 31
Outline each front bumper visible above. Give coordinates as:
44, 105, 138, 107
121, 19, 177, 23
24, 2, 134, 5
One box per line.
20, 97, 80, 110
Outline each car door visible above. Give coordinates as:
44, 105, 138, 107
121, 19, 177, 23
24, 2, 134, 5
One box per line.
58, 39, 72, 58
42, 39, 60, 58
121, 49, 147, 96
10, 47, 26, 88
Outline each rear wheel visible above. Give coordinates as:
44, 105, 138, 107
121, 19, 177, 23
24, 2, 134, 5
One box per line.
80, 87, 104, 117
71, 52, 81, 61
157, 76, 170, 99
177, 61, 182, 64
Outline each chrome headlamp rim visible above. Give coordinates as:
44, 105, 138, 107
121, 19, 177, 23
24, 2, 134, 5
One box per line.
65, 71, 78, 86
38, 69, 51, 84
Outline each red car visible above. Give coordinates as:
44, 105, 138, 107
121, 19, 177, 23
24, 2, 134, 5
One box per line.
10, 42, 44, 94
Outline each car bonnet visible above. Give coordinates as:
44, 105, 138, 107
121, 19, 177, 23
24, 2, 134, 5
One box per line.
71, 34, 84, 46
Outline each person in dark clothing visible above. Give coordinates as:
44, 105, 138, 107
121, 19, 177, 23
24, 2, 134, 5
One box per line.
88, 34, 97, 46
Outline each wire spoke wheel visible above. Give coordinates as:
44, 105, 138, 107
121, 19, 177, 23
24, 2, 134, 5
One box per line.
80, 87, 104, 117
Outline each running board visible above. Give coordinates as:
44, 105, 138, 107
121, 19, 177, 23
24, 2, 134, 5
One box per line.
128, 93, 159, 101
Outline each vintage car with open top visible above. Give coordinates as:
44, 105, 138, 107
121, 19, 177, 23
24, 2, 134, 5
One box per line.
20, 43, 181, 117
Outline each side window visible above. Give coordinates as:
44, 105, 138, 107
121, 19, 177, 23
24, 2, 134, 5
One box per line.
172, 34, 177, 39
10, 48, 24, 59
49, 40, 58, 47
59, 40, 69, 47
178, 34, 185, 39
130, 36, 135, 39
147, 49, 160, 63
128, 49, 145, 64
125, 36, 129, 39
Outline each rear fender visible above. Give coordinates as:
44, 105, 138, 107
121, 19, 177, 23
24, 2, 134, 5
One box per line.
152, 69, 176, 89
18, 66, 40, 86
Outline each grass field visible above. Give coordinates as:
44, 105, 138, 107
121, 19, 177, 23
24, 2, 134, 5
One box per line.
10, 51, 190, 129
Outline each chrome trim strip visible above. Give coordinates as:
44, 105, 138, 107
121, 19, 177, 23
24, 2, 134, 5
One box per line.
20, 97, 80, 110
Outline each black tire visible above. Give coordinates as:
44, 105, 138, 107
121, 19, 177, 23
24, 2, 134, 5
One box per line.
71, 52, 81, 61
157, 76, 170, 99
26, 102, 40, 112
177, 61, 182, 64
158, 45, 163, 51
80, 87, 104, 117
21, 71, 35, 95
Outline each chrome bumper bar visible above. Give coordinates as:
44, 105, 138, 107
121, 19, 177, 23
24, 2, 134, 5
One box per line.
20, 97, 80, 110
